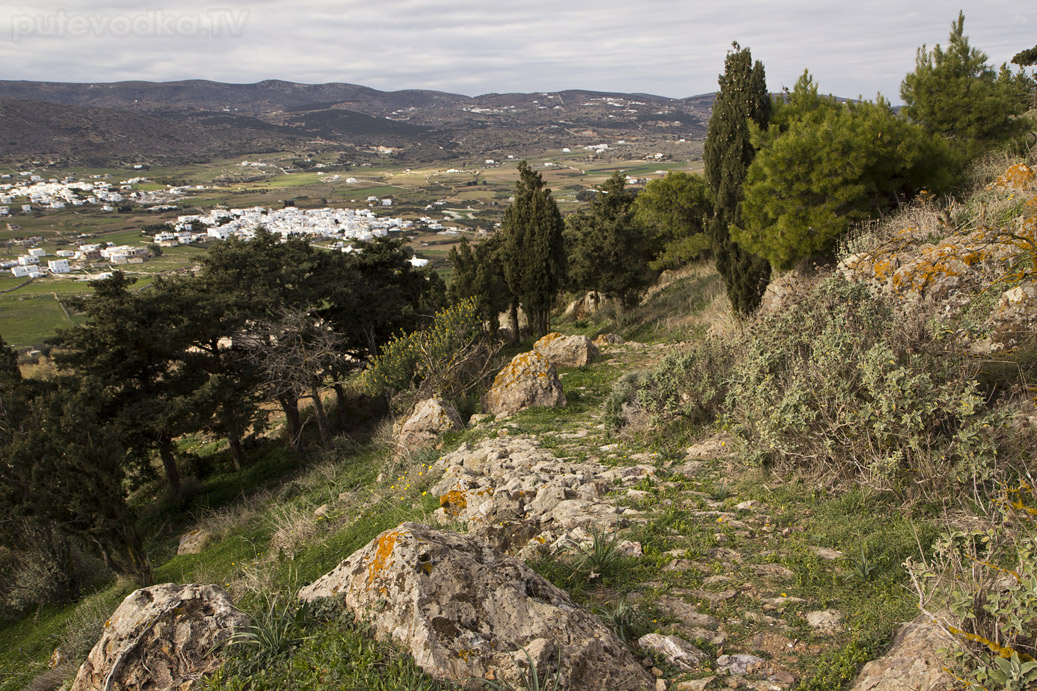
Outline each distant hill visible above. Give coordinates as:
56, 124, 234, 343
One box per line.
0, 79, 718, 165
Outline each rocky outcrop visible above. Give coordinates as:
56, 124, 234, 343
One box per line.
533, 332, 599, 368
394, 397, 464, 455
429, 435, 654, 556
298, 523, 651, 690
70, 583, 248, 691
847, 615, 957, 691
563, 291, 613, 320
481, 350, 565, 417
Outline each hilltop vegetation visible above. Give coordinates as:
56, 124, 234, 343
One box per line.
1, 14, 1036, 691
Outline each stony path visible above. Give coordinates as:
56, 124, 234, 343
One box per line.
421, 340, 859, 690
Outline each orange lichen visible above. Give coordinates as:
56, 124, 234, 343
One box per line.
439, 489, 468, 517
987, 163, 1036, 191
366, 529, 403, 586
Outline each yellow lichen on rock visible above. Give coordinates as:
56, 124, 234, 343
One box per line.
367, 529, 404, 586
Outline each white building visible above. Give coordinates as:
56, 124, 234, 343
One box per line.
28, 248, 46, 258
48, 259, 70, 274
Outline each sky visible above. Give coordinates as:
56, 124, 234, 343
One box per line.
1, 1, 1034, 101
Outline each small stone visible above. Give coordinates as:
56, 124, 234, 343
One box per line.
652, 667, 665, 677
176, 528, 210, 555
677, 677, 715, 691
810, 546, 843, 560
717, 654, 765, 676
638, 633, 708, 672
806, 609, 844, 635
751, 564, 794, 579
769, 670, 796, 685
314, 503, 330, 518
656, 679, 668, 691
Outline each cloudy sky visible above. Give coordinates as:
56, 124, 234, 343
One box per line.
2, 1, 1033, 101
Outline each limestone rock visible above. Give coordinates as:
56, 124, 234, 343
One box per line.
716, 653, 765, 676
638, 633, 707, 671
593, 333, 626, 347
564, 291, 613, 320
534, 332, 599, 368
298, 523, 651, 690
176, 528, 210, 555
805, 609, 844, 635
428, 435, 651, 556
847, 616, 956, 691
395, 397, 464, 454
70, 583, 248, 691
482, 350, 565, 417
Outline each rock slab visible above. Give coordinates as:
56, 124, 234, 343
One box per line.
70, 583, 248, 691
482, 350, 565, 417
298, 523, 651, 690
848, 615, 957, 691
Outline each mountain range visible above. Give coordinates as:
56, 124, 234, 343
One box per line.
0, 79, 716, 165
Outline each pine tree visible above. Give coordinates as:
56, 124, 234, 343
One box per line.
704, 43, 772, 314
901, 12, 1030, 154
501, 161, 566, 338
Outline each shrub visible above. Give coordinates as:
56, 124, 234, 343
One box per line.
724, 276, 1011, 496
363, 299, 499, 411
634, 339, 732, 425
907, 480, 1037, 690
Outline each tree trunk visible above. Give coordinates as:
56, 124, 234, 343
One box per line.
227, 434, 244, 471
509, 301, 520, 343
157, 435, 182, 500
310, 380, 331, 445
332, 382, 350, 430
277, 392, 303, 456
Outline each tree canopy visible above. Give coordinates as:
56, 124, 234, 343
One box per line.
733, 73, 957, 270
566, 172, 658, 307
901, 12, 1031, 154
633, 171, 712, 270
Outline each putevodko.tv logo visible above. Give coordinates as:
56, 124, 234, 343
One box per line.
9, 9, 249, 42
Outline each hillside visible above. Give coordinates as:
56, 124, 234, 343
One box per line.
0, 79, 715, 165
4, 147, 1036, 690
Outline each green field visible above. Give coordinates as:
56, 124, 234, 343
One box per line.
0, 148, 703, 347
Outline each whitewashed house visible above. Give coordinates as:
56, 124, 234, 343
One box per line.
48, 259, 70, 274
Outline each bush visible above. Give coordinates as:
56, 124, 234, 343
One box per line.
637, 339, 732, 425
725, 276, 1010, 495
907, 481, 1037, 690
362, 299, 499, 411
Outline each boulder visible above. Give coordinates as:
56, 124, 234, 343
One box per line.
482, 350, 565, 417
70, 583, 248, 691
176, 528, 210, 555
298, 523, 651, 690
533, 332, 599, 368
395, 398, 464, 454
847, 615, 957, 691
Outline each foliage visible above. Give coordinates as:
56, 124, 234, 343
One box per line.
363, 299, 497, 411
907, 481, 1037, 690
501, 161, 566, 337
901, 12, 1031, 156
703, 43, 772, 314
633, 339, 732, 425
565, 172, 658, 307
478, 648, 565, 691
228, 595, 311, 674
734, 73, 957, 270
633, 171, 712, 270
724, 276, 1011, 497
448, 235, 512, 333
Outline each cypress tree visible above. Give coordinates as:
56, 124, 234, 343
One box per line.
704, 43, 772, 314
501, 161, 566, 338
